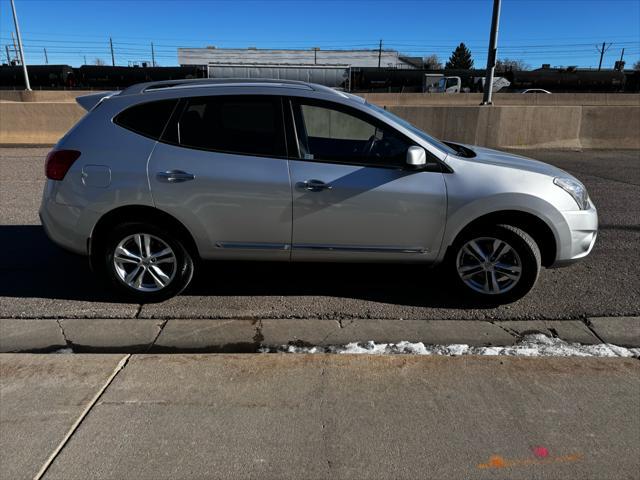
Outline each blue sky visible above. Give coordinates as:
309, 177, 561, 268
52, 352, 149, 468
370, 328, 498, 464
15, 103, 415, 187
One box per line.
1, 0, 639, 68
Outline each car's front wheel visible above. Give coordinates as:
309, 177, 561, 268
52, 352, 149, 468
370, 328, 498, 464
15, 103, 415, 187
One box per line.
99, 222, 194, 302
448, 224, 541, 303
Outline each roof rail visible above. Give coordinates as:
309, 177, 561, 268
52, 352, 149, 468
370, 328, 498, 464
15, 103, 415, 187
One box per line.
119, 78, 327, 96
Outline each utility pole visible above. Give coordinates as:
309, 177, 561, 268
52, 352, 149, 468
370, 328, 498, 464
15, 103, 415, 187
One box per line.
596, 42, 611, 71
44, 47, 48, 64
5, 45, 11, 64
614, 48, 626, 71
83, 55, 87, 65
312, 47, 319, 65
151, 42, 156, 67
378, 39, 382, 68
11, 32, 19, 65
109, 36, 115, 66
481, 0, 501, 105
10, 0, 31, 90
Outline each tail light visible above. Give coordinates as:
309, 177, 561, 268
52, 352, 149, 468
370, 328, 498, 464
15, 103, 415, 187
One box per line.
45, 149, 81, 180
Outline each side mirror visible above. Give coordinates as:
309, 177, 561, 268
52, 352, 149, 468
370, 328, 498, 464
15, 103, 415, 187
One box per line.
406, 146, 427, 168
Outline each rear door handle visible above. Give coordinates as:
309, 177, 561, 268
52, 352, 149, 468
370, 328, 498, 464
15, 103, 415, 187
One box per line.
156, 170, 195, 183
298, 179, 332, 192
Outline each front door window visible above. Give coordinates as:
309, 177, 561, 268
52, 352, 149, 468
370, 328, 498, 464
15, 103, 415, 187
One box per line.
293, 99, 412, 168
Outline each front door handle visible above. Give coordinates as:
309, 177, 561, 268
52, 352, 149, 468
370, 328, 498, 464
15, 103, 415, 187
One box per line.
299, 179, 332, 192
156, 170, 195, 183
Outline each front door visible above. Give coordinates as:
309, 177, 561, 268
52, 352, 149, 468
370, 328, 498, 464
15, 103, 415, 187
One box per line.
288, 98, 447, 262
149, 94, 292, 260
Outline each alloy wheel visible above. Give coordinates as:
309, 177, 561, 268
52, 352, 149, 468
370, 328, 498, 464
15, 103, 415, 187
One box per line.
455, 237, 522, 295
113, 233, 177, 292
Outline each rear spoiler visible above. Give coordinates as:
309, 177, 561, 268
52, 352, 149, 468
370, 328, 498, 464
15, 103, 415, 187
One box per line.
76, 91, 119, 111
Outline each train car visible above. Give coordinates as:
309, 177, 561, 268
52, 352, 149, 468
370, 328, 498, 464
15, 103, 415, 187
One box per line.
350, 67, 508, 92
624, 69, 640, 93
350, 66, 632, 93
350, 67, 428, 92
0, 64, 207, 89
1, 63, 636, 93
0, 64, 74, 89
73, 65, 207, 89
509, 67, 626, 93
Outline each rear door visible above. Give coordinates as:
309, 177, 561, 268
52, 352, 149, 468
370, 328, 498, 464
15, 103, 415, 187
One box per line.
149, 94, 292, 260
287, 98, 447, 262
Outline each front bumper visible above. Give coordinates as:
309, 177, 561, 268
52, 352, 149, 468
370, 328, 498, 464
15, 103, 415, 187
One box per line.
551, 202, 598, 267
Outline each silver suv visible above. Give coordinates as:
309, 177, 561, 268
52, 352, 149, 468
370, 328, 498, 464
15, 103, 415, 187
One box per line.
40, 79, 597, 303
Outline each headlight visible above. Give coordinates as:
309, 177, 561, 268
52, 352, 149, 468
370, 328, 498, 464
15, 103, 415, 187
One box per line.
554, 177, 589, 210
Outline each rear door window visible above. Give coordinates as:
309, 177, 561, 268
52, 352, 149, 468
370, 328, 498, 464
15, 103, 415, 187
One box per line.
114, 99, 178, 139
173, 95, 286, 157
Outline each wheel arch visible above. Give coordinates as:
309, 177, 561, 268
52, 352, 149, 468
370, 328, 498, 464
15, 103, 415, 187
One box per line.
89, 205, 201, 268
444, 209, 558, 267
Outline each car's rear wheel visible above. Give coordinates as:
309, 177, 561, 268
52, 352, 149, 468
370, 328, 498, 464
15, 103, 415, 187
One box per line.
449, 224, 541, 303
99, 222, 194, 302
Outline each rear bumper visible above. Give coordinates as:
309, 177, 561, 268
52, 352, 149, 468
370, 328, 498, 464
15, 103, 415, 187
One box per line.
39, 196, 90, 255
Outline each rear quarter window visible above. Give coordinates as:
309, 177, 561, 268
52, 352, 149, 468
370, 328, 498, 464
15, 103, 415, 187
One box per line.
114, 99, 178, 140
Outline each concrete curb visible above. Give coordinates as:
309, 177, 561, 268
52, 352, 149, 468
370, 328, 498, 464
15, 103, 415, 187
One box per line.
1, 317, 637, 353
587, 317, 640, 347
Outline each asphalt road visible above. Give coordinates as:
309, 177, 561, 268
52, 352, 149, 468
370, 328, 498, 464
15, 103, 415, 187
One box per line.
1, 148, 638, 320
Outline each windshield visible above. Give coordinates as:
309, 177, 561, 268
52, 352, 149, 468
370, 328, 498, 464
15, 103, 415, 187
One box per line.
365, 102, 459, 156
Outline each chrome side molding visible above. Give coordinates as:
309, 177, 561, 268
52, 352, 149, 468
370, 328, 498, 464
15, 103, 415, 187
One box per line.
214, 242, 427, 254
293, 244, 427, 254
215, 242, 291, 251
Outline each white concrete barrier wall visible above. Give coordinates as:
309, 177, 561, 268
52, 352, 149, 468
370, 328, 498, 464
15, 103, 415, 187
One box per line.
387, 105, 639, 149
3, 90, 639, 106
361, 92, 640, 107
0, 103, 85, 144
0, 100, 638, 149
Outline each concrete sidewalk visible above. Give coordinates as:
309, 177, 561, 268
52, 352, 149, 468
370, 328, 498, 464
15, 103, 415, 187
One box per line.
1, 317, 639, 353
1, 353, 639, 480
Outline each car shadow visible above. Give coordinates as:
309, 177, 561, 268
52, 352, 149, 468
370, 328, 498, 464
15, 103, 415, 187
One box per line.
0, 225, 493, 309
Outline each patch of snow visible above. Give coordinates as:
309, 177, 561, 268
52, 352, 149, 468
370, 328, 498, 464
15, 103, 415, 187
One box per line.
261, 334, 640, 358
53, 348, 74, 354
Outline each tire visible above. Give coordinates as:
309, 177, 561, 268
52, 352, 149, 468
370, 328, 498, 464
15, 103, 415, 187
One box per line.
97, 222, 194, 303
447, 224, 541, 304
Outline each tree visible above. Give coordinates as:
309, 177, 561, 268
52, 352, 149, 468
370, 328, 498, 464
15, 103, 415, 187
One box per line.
634, 60, 640, 70
93, 58, 106, 66
445, 43, 474, 69
423, 54, 443, 69
495, 58, 529, 72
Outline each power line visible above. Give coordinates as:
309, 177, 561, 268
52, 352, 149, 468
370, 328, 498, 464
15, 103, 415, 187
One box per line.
4, 32, 639, 68
4, 35, 637, 50
15, 27, 640, 42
